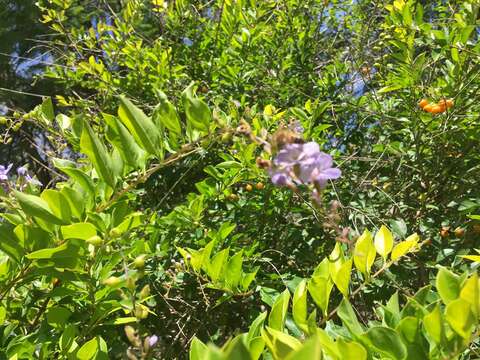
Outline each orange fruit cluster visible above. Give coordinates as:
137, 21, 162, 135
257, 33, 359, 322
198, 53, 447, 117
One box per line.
419, 98, 453, 114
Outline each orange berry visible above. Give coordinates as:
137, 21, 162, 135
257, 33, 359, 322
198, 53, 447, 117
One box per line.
245, 184, 253, 192
454, 227, 465, 238
439, 99, 454, 109
423, 104, 434, 112
228, 194, 239, 201
418, 99, 429, 108
255, 182, 265, 190
440, 226, 450, 238
429, 104, 445, 114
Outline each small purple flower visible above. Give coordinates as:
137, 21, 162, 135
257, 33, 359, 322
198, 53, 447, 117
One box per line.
269, 141, 341, 189
183, 37, 193, 47
0, 164, 12, 181
148, 335, 158, 347
25, 174, 42, 187
17, 166, 27, 177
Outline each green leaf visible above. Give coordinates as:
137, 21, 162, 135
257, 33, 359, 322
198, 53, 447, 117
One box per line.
292, 280, 308, 333
374, 225, 394, 260
0, 223, 25, 261
14, 190, 65, 225
0, 306, 6, 325
445, 298, 475, 339
41, 190, 72, 223
40, 97, 55, 123
261, 326, 301, 360
207, 248, 229, 283
182, 83, 211, 132
353, 229, 376, 277
61, 186, 86, 218
436, 267, 461, 304
317, 328, 340, 358
190, 337, 209, 360
423, 304, 443, 344
118, 95, 162, 156
268, 289, 290, 331
80, 120, 116, 187
76, 337, 98, 360
53, 158, 95, 198
224, 250, 243, 290
391, 233, 419, 261
396, 316, 419, 343
365, 326, 407, 360
460, 273, 479, 317
308, 275, 333, 316
247, 312, 267, 344
46, 306, 72, 328
332, 258, 352, 297
61, 223, 97, 240
222, 335, 251, 360
285, 335, 322, 360
337, 299, 364, 336
154, 90, 182, 134
337, 338, 367, 360
103, 113, 146, 169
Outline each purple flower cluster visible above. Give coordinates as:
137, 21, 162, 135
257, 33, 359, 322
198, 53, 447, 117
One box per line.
269, 142, 341, 190
0, 164, 42, 190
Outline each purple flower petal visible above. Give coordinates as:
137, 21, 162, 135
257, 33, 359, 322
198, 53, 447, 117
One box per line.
148, 335, 159, 347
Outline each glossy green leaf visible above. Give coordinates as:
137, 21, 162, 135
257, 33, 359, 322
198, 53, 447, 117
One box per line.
332, 258, 352, 297
41, 189, 71, 223
292, 280, 308, 333
104, 113, 146, 169
80, 120, 116, 187
374, 225, 394, 260
61, 223, 97, 240
224, 250, 243, 290
190, 337, 209, 360
308, 275, 333, 316
118, 95, 162, 156
436, 267, 461, 304
445, 298, 475, 339
76, 337, 98, 360
365, 326, 407, 360
391, 233, 419, 261
182, 83, 211, 132
14, 190, 65, 225
154, 90, 182, 134
423, 304, 443, 344
337, 338, 367, 360
285, 335, 322, 360
337, 299, 364, 336
460, 273, 479, 317
268, 289, 290, 331
53, 158, 95, 197
261, 326, 301, 360
353, 229, 376, 277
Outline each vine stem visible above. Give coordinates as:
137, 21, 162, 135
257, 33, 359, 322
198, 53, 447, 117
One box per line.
95, 140, 208, 213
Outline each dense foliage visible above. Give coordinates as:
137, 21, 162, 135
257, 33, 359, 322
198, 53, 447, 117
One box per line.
0, 0, 479, 359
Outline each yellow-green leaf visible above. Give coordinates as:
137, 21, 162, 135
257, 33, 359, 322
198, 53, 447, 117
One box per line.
374, 225, 394, 260
353, 229, 376, 277
391, 233, 419, 261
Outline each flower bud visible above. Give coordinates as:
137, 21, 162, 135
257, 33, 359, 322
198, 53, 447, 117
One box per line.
124, 325, 141, 347
135, 304, 149, 319
126, 277, 136, 291
139, 284, 150, 299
